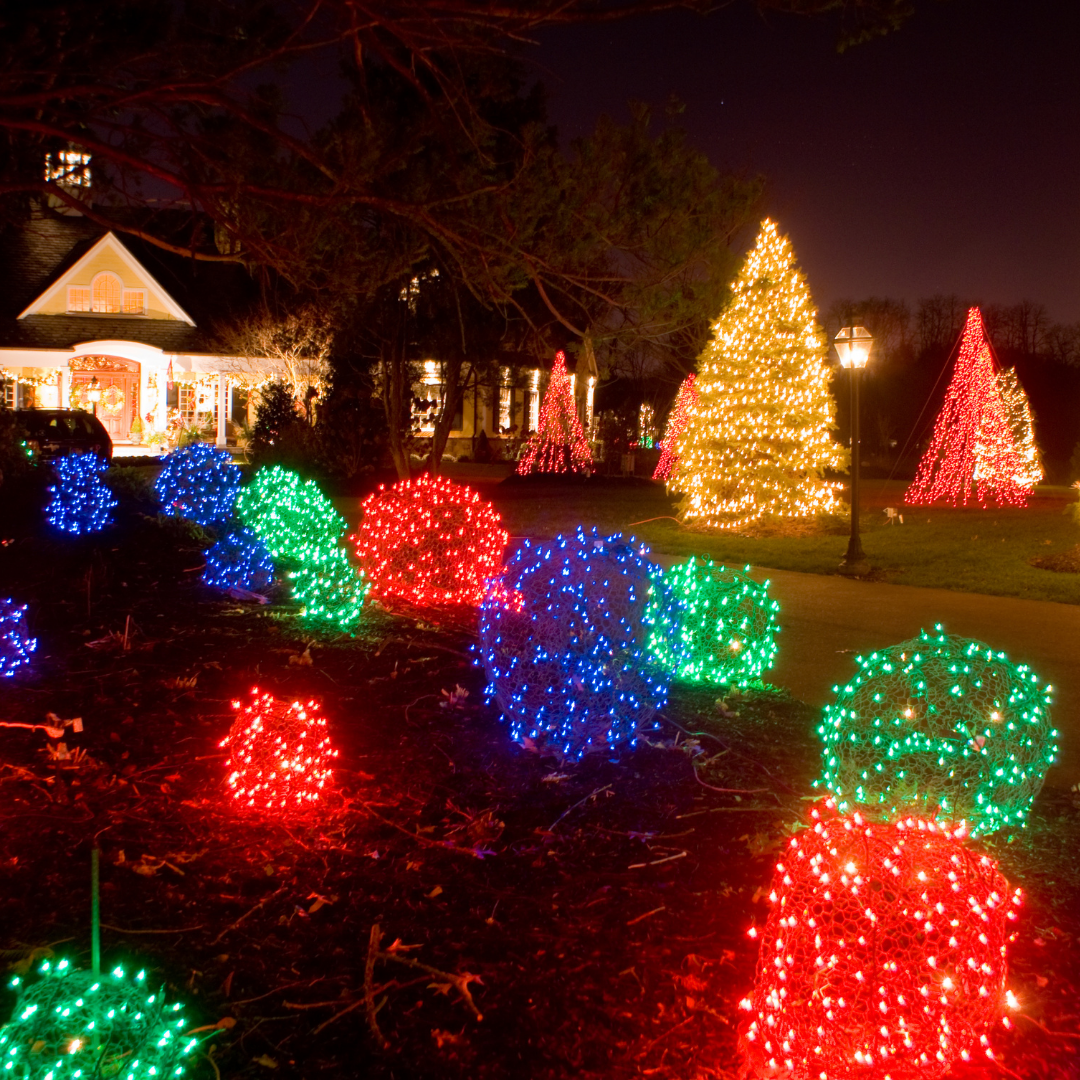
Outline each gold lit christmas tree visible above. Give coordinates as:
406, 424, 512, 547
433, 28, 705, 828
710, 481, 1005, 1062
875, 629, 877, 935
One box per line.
995, 367, 1042, 490
669, 219, 846, 530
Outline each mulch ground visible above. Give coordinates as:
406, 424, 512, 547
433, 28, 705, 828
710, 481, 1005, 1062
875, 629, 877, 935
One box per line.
2, 494, 1080, 1080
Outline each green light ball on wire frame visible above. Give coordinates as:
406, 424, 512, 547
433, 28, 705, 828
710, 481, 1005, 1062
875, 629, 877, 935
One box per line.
817, 625, 1057, 836
645, 558, 780, 686
0, 958, 197, 1080
235, 465, 345, 567
289, 547, 369, 633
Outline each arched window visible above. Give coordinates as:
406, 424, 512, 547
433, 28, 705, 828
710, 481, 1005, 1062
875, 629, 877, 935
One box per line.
91, 272, 122, 313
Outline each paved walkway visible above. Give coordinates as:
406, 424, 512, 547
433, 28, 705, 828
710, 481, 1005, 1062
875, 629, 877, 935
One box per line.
333, 494, 1078, 793
658, 559, 1080, 792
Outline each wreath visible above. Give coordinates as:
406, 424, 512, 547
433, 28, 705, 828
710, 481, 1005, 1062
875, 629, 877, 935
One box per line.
101, 384, 125, 413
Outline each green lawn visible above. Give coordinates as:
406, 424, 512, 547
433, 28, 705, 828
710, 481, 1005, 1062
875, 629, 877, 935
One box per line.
486, 478, 1080, 606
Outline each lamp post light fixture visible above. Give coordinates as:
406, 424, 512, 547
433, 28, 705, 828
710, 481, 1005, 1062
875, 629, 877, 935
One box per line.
835, 325, 873, 576
87, 375, 102, 418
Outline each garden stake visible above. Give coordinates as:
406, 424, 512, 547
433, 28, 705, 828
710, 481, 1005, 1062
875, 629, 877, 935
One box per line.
91, 846, 100, 976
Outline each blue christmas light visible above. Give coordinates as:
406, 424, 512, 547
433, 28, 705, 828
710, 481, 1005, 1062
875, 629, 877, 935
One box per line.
478, 527, 669, 760
644, 558, 780, 686
154, 443, 242, 527
45, 453, 117, 534
0, 598, 37, 677
203, 527, 275, 592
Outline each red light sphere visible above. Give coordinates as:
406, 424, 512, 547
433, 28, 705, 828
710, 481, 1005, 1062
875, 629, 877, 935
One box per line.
221, 689, 337, 811
740, 798, 1022, 1079
353, 473, 508, 609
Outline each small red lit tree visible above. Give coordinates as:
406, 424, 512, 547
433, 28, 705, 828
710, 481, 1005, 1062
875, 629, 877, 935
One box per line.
354, 473, 508, 608
906, 307, 1028, 507
740, 798, 1023, 1078
221, 690, 337, 812
652, 372, 697, 482
516, 351, 593, 475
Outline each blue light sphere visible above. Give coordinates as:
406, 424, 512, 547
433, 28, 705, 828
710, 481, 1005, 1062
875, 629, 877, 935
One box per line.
0, 598, 36, 677
45, 453, 117, 534
203, 527, 275, 592
154, 443, 242, 527
478, 527, 669, 759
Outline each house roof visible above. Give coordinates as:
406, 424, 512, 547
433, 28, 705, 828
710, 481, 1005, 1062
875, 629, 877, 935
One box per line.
18, 232, 196, 324
0, 209, 259, 354
3, 315, 205, 352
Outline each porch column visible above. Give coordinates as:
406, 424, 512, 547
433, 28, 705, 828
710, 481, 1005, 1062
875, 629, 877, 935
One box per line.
216, 374, 228, 447
59, 367, 70, 408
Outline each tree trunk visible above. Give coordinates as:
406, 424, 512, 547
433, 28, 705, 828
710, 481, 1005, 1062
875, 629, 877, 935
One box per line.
428, 358, 469, 475
381, 339, 412, 480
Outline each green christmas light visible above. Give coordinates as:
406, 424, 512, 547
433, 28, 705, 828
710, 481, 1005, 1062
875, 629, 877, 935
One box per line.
289, 547, 369, 632
235, 465, 345, 567
817, 625, 1058, 836
0, 959, 196, 1080
645, 558, 779, 686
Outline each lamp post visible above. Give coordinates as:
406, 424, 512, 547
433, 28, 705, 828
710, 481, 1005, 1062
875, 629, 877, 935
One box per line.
87, 375, 102, 419
835, 325, 873, 576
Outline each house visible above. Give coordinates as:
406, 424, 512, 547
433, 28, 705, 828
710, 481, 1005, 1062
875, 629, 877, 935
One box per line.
410, 343, 599, 460
0, 203, 278, 452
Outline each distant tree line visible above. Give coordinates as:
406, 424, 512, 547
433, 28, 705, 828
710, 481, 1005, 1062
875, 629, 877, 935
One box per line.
820, 296, 1080, 481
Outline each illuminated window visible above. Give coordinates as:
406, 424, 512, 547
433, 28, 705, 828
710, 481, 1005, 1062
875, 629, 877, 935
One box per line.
527, 369, 540, 432
91, 273, 122, 313
122, 289, 145, 314
67, 287, 91, 312
45, 149, 92, 187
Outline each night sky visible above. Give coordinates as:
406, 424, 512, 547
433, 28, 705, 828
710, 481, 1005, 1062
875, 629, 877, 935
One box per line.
530, 0, 1080, 322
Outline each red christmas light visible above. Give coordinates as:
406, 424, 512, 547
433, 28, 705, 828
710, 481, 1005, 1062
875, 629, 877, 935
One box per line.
354, 473, 508, 608
906, 307, 1028, 508
740, 798, 1022, 1079
652, 372, 698, 482
221, 689, 337, 812
517, 351, 593, 475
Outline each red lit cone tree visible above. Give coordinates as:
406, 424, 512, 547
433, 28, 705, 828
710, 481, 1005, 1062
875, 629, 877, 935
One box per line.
668, 219, 845, 529
906, 307, 1029, 507
517, 351, 593, 475
652, 372, 697, 482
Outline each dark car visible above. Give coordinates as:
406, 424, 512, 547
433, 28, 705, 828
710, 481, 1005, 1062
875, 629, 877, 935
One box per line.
15, 408, 113, 464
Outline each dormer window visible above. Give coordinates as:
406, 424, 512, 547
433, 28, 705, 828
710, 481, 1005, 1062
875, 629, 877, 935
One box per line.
92, 272, 122, 313
67, 273, 145, 315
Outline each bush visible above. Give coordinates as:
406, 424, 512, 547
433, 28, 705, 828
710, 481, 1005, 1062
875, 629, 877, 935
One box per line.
103, 465, 160, 508
0, 408, 33, 490
312, 382, 386, 480
250, 383, 311, 469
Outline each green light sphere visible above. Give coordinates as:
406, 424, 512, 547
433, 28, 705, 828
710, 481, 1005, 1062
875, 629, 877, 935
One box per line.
817, 625, 1058, 836
236, 465, 345, 566
289, 547, 369, 632
0, 959, 196, 1080
645, 558, 780, 686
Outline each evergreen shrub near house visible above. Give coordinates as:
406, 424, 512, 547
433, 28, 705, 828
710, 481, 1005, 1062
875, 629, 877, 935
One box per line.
0, 408, 33, 490
250, 382, 310, 469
